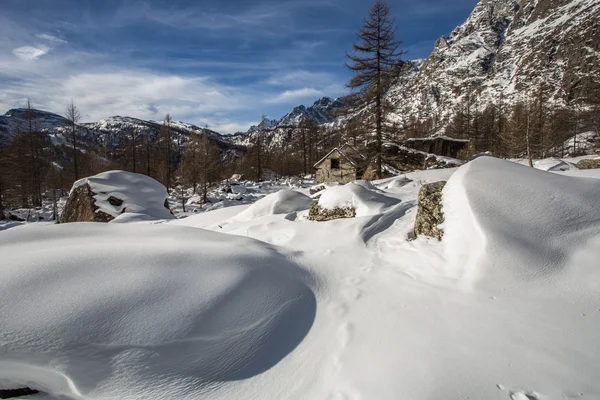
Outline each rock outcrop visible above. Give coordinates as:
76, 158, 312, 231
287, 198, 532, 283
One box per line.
414, 181, 447, 240
308, 202, 356, 222
577, 158, 600, 169
60, 184, 115, 223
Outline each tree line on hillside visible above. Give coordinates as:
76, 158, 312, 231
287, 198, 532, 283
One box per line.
0, 101, 228, 218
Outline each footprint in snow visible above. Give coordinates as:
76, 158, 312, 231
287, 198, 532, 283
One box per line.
510, 391, 540, 400
337, 322, 354, 347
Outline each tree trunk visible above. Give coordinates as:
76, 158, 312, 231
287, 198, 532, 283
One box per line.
72, 121, 78, 180
526, 110, 534, 167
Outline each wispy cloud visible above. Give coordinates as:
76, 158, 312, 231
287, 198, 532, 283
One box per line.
115, 0, 342, 33
12, 45, 50, 61
267, 88, 325, 103
36, 33, 68, 45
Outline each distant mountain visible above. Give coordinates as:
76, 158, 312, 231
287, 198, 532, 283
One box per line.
384, 0, 600, 129
0, 97, 344, 152
229, 97, 345, 150
0, 108, 68, 142
0, 109, 246, 167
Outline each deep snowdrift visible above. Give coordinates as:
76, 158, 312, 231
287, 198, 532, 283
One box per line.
71, 170, 174, 221
444, 157, 600, 286
317, 182, 400, 217
231, 189, 312, 222
0, 223, 315, 399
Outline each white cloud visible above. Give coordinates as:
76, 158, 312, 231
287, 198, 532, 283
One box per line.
207, 120, 258, 134
267, 88, 325, 103
36, 33, 68, 45
12, 45, 50, 61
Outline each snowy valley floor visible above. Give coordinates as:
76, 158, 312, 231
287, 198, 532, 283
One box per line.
2, 157, 600, 400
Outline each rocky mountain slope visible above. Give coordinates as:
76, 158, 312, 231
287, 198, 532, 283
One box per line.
386, 0, 600, 128
0, 109, 245, 160
227, 97, 344, 149
0, 97, 343, 154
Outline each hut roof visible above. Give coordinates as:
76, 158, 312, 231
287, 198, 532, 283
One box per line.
313, 144, 365, 169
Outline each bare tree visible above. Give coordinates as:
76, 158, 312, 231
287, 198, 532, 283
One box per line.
65, 100, 81, 180
346, 0, 406, 178
179, 133, 221, 203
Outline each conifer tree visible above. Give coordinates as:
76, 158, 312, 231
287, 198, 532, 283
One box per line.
346, 0, 406, 178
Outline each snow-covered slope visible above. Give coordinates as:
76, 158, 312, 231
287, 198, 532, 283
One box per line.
0, 109, 245, 166
229, 97, 344, 149
444, 156, 600, 286
386, 0, 600, 127
0, 224, 315, 399
0, 109, 69, 142
2, 158, 600, 399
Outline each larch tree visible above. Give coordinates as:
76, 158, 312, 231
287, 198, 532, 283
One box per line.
346, 0, 406, 178
65, 100, 81, 180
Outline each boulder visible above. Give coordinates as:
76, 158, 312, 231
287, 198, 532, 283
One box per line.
414, 181, 447, 240
577, 159, 600, 170
308, 202, 356, 222
60, 171, 174, 223
60, 184, 114, 223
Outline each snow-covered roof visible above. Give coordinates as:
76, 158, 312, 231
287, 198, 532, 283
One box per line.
404, 136, 469, 143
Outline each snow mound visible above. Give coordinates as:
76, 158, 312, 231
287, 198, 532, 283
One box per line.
71, 170, 173, 221
383, 176, 413, 189
317, 182, 400, 217
232, 190, 312, 222
443, 157, 600, 286
0, 223, 315, 399
533, 158, 575, 172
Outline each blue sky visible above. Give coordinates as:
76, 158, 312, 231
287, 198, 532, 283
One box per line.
0, 0, 478, 133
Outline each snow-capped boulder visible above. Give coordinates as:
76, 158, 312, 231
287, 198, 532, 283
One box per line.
413, 181, 446, 240
232, 190, 312, 222
60, 171, 173, 223
309, 182, 399, 221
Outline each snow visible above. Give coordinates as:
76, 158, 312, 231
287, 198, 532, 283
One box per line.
3, 157, 600, 399
231, 189, 312, 222
0, 223, 315, 399
71, 170, 174, 221
444, 157, 600, 286
317, 181, 399, 217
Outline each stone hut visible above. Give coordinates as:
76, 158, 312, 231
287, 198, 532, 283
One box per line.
314, 144, 365, 184
403, 136, 469, 158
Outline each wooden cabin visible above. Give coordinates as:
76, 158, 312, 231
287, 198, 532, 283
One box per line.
314, 144, 365, 184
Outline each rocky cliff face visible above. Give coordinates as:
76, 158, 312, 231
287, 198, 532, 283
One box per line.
386, 0, 600, 129
229, 97, 344, 150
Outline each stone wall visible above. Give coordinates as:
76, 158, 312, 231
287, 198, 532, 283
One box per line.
316, 152, 358, 184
